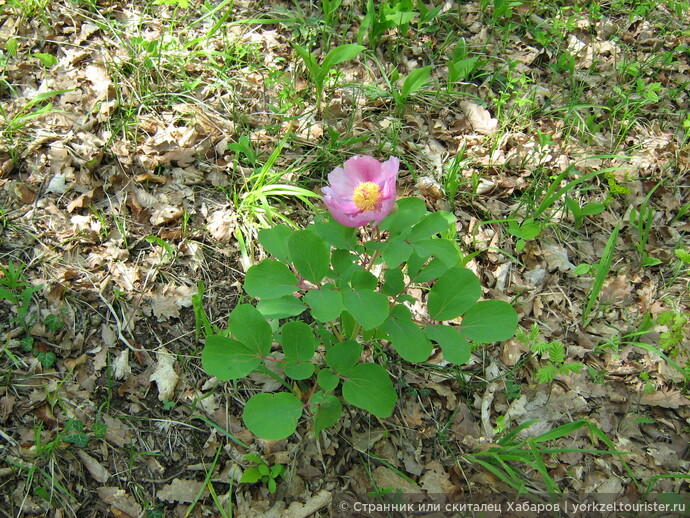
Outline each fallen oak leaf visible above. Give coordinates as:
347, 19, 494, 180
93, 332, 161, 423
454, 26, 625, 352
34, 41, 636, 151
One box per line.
67, 185, 103, 213
158, 478, 208, 503
149, 348, 179, 401
639, 390, 690, 409
459, 101, 498, 135
77, 449, 110, 483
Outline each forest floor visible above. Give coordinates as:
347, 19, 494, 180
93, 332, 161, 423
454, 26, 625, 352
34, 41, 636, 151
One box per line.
0, 0, 689, 516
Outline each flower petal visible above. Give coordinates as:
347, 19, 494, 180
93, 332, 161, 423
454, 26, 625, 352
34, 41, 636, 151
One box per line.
326, 167, 358, 199
343, 156, 383, 183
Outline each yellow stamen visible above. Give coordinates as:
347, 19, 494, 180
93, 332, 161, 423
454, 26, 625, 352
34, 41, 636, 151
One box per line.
352, 182, 382, 212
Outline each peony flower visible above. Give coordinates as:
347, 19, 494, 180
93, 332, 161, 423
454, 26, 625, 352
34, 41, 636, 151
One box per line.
322, 156, 399, 227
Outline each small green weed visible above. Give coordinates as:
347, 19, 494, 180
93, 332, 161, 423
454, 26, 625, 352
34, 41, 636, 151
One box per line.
657, 311, 688, 358
465, 418, 635, 493
517, 323, 585, 384
629, 182, 662, 267
293, 43, 365, 110
0, 261, 43, 333
240, 454, 286, 494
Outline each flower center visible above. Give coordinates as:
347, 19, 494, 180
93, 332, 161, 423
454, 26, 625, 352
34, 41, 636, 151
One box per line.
352, 182, 382, 212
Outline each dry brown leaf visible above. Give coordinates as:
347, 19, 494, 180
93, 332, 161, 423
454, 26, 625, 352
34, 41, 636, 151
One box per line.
639, 390, 690, 409
142, 283, 195, 321
134, 172, 167, 185
101, 414, 133, 448
207, 207, 237, 243
283, 490, 331, 518
97, 487, 142, 517
371, 466, 421, 495
420, 460, 454, 493
77, 450, 110, 483
157, 478, 208, 503
542, 243, 575, 272
601, 275, 632, 303
13, 182, 36, 204
111, 349, 131, 380
0, 395, 16, 422
66, 186, 103, 213
149, 349, 179, 401
459, 101, 498, 135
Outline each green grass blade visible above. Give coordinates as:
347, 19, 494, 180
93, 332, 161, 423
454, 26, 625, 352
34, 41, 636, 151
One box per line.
583, 222, 620, 326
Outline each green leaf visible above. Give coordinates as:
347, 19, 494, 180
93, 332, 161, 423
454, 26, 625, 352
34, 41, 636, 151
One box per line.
304, 285, 343, 322
379, 197, 427, 234
350, 271, 378, 291
257, 295, 306, 319
674, 248, 690, 263
342, 289, 390, 330
293, 44, 319, 79
383, 236, 413, 267
507, 219, 542, 241
382, 305, 433, 363
461, 300, 518, 342
281, 322, 316, 379
44, 314, 64, 334
325, 340, 362, 373
312, 392, 343, 435
288, 230, 330, 284
202, 335, 262, 380
37, 351, 57, 368
642, 256, 663, 267
425, 325, 470, 365
413, 256, 452, 282
229, 304, 272, 355
6, 38, 18, 57
330, 249, 359, 281
401, 65, 432, 98
20, 336, 34, 352
33, 53, 58, 67
64, 419, 84, 433
258, 224, 293, 262
413, 238, 460, 267
580, 202, 606, 216
311, 220, 357, 250
244, 260, 299, 299
382, 267, 405, 296
63, 432, 89, 447
243, 393, 303, 441
317, 368, 340, 391
428, 267, 481, 321
407, 211, 454, 242
341, 363, 396, 417
285, 361, 314, 380
240, 467, 263, 483
319, 44, 366, 82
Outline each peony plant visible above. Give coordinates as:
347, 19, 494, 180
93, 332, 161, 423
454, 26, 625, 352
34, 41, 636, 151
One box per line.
202, 156, 518, 440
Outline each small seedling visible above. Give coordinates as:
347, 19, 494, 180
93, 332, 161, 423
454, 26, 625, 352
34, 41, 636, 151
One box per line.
293, 43, 365, 109
518, 323, 584, 384
389, 65, 432, 114
228, 135, 257, 167
0, 261, 43, 332
565, 196, 606, 229
448, 38, 487, 86
629, 182, 663, 267
657, 311, 688, 358
240, 454, 285, 493
506, 218, 542, 252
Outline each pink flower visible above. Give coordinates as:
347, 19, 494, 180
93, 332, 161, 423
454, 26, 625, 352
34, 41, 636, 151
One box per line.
322, 156, 399, 227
